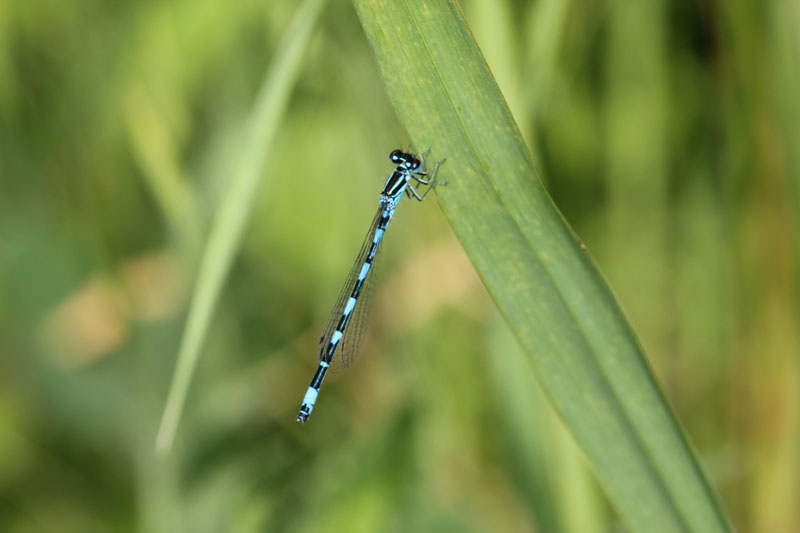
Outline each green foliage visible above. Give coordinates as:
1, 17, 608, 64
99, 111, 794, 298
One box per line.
353, 1, 730, 531
155, 0, 326, 455
0, 0, 797, 532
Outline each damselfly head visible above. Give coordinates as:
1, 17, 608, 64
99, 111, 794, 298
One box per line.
389, 149, 421, 171
389, 149, 405, 164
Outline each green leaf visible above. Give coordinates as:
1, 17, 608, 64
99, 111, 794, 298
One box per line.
154, 0, 327, 453
352, 1, 732, 531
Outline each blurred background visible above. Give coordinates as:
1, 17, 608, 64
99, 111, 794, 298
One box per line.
0, 0, 798, 531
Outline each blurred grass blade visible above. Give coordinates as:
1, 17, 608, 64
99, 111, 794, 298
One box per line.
352, 1, 732, 531
124, 87, 203, 261
155, 0, 326, 453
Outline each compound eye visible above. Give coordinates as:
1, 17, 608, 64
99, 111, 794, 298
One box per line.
390, 149, 402, 163
410, 158, 421, 170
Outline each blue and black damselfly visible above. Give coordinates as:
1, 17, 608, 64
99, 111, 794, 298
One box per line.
296, 149, 445, 423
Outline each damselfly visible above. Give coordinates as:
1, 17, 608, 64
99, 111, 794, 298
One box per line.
296, 149, 445, 423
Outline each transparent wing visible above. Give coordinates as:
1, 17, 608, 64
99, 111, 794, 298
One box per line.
337, 227, 382, 372
317, 207, 385, 372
